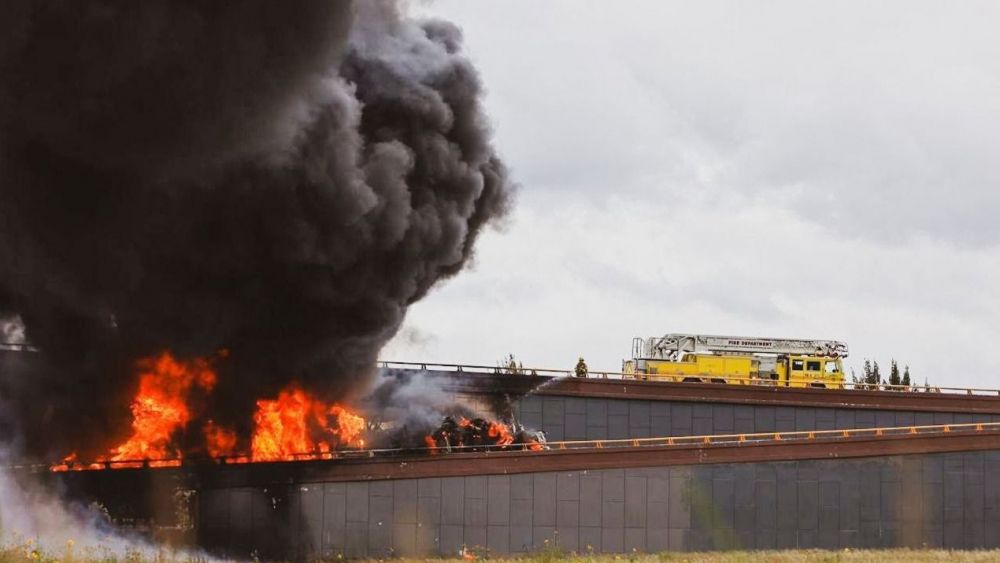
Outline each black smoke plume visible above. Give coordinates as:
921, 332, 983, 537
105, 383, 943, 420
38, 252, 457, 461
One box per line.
0, 1, 512, 459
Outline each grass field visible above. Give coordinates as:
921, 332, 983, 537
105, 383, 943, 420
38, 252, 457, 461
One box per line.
4, 544, 1000, 563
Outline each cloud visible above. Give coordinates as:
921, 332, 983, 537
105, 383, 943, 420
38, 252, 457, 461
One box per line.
422, 0, 1000, 245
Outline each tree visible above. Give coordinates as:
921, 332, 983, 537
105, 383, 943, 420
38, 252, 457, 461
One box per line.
889, 359, 901, 388
574, 357, 588, 378
499, 353, 524, 375
858, 358, 924, 390
863, 360, 881, 388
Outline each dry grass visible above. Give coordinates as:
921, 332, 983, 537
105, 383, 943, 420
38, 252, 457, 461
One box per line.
3, 544, 1000, 563
426, 552, 1000, 563
0, 539, 202, 563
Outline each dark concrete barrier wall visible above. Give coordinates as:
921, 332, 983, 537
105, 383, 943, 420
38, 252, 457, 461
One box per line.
197, 449, 1000, 559
513, 395, 1000, 442
381, 368, 1000, 441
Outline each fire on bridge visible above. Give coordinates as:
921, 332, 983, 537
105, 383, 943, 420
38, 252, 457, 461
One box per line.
48, 352, 545, 473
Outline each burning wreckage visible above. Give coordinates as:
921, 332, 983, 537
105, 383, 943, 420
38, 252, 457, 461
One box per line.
47, 352, 545, 472
424, 416, 546, 454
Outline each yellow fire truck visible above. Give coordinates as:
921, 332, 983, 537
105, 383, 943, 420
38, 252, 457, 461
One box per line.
624, 333, 848, 388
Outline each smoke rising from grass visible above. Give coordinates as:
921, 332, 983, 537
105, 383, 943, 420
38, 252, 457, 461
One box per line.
0, 452, 179, 560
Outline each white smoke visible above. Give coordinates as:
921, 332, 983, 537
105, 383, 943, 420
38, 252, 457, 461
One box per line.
366, 369, 461, 426
0, 451, 210, 560
362, 368, 504, 440
0, 472, 131, 557
0, 315, 25, 346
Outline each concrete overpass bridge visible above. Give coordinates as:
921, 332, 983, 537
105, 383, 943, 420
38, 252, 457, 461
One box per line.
11, 363, 997, 559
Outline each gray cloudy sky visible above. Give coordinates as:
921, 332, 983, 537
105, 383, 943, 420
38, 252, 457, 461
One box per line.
386, 1, 1000, 388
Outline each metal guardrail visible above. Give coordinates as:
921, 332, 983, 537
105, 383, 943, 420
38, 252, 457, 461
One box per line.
0, 341, 38, 352
378, 360, 1000, 397
545, 421, 1000, 451
35, 421, 1000, 473
0, 347, 985, 394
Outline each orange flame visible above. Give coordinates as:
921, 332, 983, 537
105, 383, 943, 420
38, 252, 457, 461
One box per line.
331, 405, 366, 448
49, 452, 78, 472
487, 421, 514, 446
250, 384, 366, 461
104, 352, 216, 463
50, 352, 377, 470
424, 435, 438, 454
203, 420, 238, 458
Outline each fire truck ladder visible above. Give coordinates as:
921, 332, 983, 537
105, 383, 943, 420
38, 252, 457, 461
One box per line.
636, 333, 850, 361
